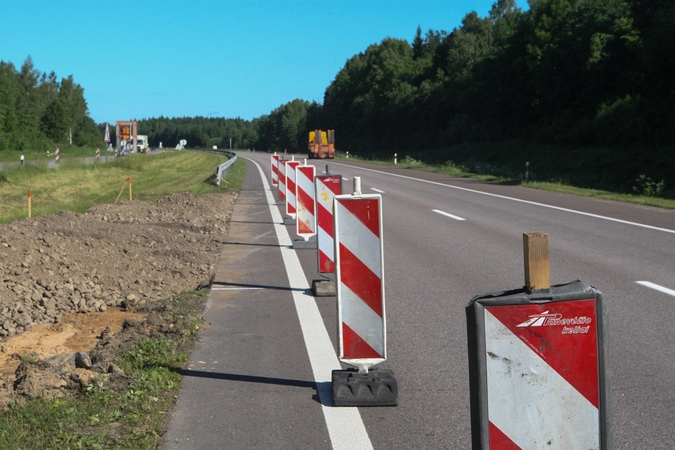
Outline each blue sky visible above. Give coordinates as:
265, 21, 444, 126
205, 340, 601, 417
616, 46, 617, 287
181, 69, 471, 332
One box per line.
2, 0, 513, 125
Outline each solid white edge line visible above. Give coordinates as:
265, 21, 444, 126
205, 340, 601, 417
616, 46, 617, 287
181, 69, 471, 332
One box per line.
244, 156, 373, 450
370, 188, 385, 193
636, 281, 675, 297
432, 209, 466, 221
329, 162, 675, 235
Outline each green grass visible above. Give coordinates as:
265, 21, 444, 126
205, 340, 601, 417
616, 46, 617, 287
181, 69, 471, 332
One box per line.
333, 150, 675, 209
0, 146, 103, 162
0, 150, 246, 223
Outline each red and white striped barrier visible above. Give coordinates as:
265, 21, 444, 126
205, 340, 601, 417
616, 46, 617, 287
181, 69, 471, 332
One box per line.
285, 159, 300, 218
334, 177, 386, 372
295, 163, 316, 240
315, 174, 342, 274
55, 147, 60, 163
271, 153, 280, 186
467, 282, 610, 449
277, 159, 287, 200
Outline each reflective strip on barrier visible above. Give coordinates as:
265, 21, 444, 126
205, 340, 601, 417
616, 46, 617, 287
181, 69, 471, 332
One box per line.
285, 160, 300, 218
296, 164, 316, 239
278, 159, 287, 200
334, 194, 386, 370
315, 175, 342, 274
271, 153, 279, 186
485, 301, 599, 448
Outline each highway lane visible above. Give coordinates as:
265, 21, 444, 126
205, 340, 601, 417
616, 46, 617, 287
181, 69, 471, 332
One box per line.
237, 152, 674, 448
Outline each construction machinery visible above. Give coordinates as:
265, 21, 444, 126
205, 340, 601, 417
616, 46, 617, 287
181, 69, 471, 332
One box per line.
308, 129, 335, 159
115, 120, 138, 155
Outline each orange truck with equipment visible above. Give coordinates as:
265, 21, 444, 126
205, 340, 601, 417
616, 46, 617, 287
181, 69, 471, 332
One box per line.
308, 129, 335, 159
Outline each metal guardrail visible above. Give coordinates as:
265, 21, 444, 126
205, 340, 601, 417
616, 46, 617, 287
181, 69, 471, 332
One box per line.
189, 148, 237, 186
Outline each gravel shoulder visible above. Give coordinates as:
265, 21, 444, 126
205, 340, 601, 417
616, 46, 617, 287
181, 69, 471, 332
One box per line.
0, 191, 237, 407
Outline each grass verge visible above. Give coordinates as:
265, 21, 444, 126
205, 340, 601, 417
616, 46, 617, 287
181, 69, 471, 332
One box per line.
0, 150, 246, 224
0, 290, 206, 449
0, 146, 105, 162
333, 151, 675, 209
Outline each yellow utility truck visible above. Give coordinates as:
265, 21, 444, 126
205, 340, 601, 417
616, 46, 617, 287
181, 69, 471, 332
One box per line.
308, 129, 335, 159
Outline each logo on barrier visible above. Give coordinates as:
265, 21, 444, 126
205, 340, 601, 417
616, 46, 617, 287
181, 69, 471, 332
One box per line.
517, 311, 593, 334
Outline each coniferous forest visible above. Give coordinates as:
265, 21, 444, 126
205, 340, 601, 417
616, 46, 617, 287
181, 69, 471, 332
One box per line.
1, 0, 673, 195
0, 56, 101, 150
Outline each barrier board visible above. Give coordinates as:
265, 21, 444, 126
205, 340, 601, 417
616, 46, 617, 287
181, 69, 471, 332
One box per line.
278, 159, 287, 200
334, 193, 386, 371
466, 280, 611, 449
285, 160, 300, 218
271, 153, 280, 186
296, 164, 316, 240
315, 175, 342, 273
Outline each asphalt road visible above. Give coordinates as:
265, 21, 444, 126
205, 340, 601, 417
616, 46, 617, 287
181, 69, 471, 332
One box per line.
163, 151, 675, 449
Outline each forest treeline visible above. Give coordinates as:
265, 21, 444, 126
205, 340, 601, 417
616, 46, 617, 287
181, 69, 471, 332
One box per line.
0, 56, 101, 151
136, 98, 323, 152
2, 0, 673, 193
324, 0, 675, 154
141, 0, 674, 193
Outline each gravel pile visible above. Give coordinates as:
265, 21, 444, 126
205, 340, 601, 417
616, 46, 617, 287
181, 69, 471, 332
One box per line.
0, 192, 237, 339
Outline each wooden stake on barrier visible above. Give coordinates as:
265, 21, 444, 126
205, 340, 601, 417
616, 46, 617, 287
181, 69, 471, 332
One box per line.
213, 172, 230, 185
523, 232, 550, 292
115, 177, 132, 203
27, 190, 32, 218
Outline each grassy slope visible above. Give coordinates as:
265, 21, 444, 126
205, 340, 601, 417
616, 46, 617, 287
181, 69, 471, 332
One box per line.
0, 151, 243, 224
337, 140, 675, 209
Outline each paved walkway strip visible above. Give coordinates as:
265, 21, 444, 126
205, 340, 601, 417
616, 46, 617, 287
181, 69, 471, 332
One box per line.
246, 156, 374, 449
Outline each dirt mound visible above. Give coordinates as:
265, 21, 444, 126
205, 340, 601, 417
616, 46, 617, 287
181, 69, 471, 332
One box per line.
0, 191, 236, 407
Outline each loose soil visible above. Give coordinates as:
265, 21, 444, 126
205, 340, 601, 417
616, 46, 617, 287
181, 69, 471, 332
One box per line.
0, 191, 237, 408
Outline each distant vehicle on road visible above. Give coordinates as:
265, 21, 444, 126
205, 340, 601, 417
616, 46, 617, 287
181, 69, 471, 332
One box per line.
136, 135, 149, 153
308, 129, 335, 159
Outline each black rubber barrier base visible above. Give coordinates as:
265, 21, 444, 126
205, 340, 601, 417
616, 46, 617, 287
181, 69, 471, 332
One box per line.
292, 239, 317, 250
283, 217, 295, 225
312, 278, 336, 297
332, 368, 398, 407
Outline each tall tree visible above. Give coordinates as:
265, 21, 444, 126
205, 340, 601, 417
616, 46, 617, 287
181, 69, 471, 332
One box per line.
58, 75, 87, 145
40, 98, 68, 142
19, 56, 39, 112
